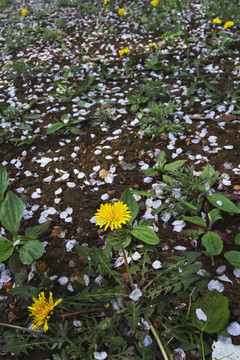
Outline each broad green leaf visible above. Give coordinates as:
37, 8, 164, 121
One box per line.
131, 225, 159, 245
120, 188, 139, 225
224, 251, 240, 268
164, 160, 186, 171
69, 127, 84, 135
207, 208, 223, 229
0, 240, 14, 262
178, 199, 198, 211
182, 215, 207, 229
25, 220, 51, 240
0, 164, 9, 200
46, 122, 65, 134
234, 234, 240, 245
199, 164, 218, 187
202, 232, 223, 255
61, 114, 70, 123
106, 229, 132, 251
156, 151, 166, 169
191, 290, 230, 334
0, 191, 24, 238
141, 168, 158, 177
207, 194, 240, 214
19, 240, 45, 265
131, 104, 139, 113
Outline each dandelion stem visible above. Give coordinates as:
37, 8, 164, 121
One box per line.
116, 229, 135, 291
200, 330, 205, 360
0, 322, 35, 334
149, 321, 169, 360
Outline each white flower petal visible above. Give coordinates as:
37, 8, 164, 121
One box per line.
208, 279, 224, 292
152, 260, 162, 269
58, 276, 68, 285
130, 288, 142, 301
196, 308, 207, 321
94, 351, 108, 360
227, 322, 240, 336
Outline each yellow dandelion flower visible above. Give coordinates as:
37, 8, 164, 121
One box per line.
148, 43, 158, 49
103, 0, 109, 5
152, 0, 159, 6
119, 47, 130, 56
28, 292, 62, 332
212, 18, 222, 24
94, 201, 132, 231
118, 8, 126, 16
21, 8, 28, 16
224, 21, 234, 30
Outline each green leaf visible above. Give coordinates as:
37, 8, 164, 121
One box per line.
0, 164, 9, 200
164, 160, 186, 171
207, 194, 240, 214
0, 240, 14, 262
182, 215, 207, 229
0, 191, 24, 238
19, 240, 45, 265
207, 208, 223, 229
131, 104, 139, 113
130, 190, 153, 198
191, 290, 230, 334
199, 164, 218, 187
178, 199, 198, 211
156, 151, 166, 169
120, 188, 139, 225
224, 251, 240, 268
25, 220, 51, 240
141, 168, 159, 177
131, 225, 159, 245
10, 285, 41, 304
46, 122, 65, 134
106, 229, 132, 251
235, 233, 240, 245
202, 232, 223, 255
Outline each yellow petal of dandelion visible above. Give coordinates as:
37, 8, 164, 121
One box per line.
21, 8, 28, 16
148, 43, 158, 49
118, 8, 126, 16
212, 18, 222, 24
28, 292, 62, 332
94, 201, 132, 231
119, 47, 130, 56
103, 0, 109, 5
152, 0, 159, 6
224, 21, 234, 30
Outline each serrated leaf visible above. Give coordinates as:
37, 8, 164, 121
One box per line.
25, 220, 51, 240
131, 225, 159, 245
191, 290, 230, 334
0, 191, 24, 238
202, 232, 223, 255
164, 160, 186, 171
120, 188, 139, 225
207, 194, 240, 214
182, 215, 207, 228
19, 240, 45, 265
47, 122, 65, 134
0, 164, 9, 200
10, 285, 41, 303
224, 251, 240, 268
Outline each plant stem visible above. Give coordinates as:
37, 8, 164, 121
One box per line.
200, 330, 205, 360
149, 321, 169, 360
116, 229, 135, 291
60, 307, 102, 318
0, 322, 35, 334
